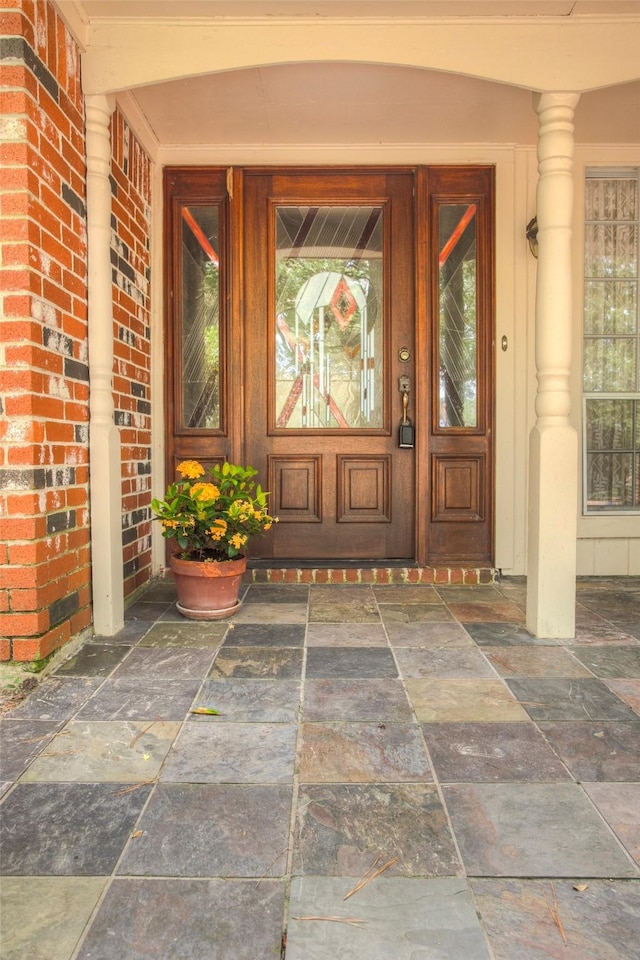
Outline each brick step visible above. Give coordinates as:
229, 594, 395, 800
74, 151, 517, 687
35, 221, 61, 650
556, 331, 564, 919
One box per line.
245, 565, 497, 585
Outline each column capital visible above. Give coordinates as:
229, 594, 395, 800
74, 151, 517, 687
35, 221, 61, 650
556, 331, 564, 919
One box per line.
534, 91, 581, 115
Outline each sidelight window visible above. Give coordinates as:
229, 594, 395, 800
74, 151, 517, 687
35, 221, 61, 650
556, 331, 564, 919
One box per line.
179, 205, 221, 431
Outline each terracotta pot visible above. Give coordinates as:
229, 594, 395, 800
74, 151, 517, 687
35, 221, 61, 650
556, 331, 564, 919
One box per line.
170, 554, 247, 620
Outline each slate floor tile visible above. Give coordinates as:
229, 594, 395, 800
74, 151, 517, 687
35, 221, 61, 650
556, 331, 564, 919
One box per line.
209, 646, 303, 678
505, 678, 638, 721
603, 678, 640, 714
470, 878, 640, 960
306, 623, 388, 646
309, 602, 380, 623
583, 783, 640, 864
286, 877, 491, 960
302, 679, 413, 721
464, 623, 554, 646
309, 586, 376, 603
305, 647, 398, 678
111, 645, 216, 680
2, 677, 103, 721
0, 782, 152, 875
436, 585, 506, 603
378, 603, 452, 623
232, 602, 308, 623
578, 593, 640, 622
569, 645, 640, 678
91, 619, 153, 644
193, 679, 301, 722
294, 783, 462, 877
222, 623, 305, 646
298, 722, 432, 783
385, 621, 475, 647
496, 577, 527, 609
137, 621, 227, 647
118, 783, 292, 877
0, 719, 62, 779
244, 583, 310, 604
395, 647, 496, 679
422, 722, 571, 783
21, 720, 180, 782
406, 679, 529, 722
538, 721, 640, 781
482, 646, 591, 678
75, 677, 201, 721
76, 878, 285, 960
54, 644, 132, 677
443, 783, 638, 878
372, 584, 442, 603
160, 722, 297, 783
447, 601, 526, 623
569, 624, 640, 646
0, 877, 107, 960
136, 580, 177, 602
125, 600, 174, 620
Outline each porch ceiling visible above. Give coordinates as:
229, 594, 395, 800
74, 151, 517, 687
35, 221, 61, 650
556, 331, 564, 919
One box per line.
56, 0, 640, 148
67, 1, 640, 17
128, 63, 640, 146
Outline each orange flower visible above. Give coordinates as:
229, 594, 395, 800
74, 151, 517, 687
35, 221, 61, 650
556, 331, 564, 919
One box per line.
177, 460, 205, 479
191, 482, 220, 502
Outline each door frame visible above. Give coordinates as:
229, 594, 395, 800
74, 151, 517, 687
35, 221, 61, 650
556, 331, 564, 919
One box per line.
163, 164, 495, 566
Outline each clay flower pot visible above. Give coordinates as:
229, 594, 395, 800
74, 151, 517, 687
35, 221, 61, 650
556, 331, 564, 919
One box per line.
170, 553, 247, 620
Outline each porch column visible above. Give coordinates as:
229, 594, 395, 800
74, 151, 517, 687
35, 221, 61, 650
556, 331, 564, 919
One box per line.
527, 91, 580, 639
85, 94, 124, 636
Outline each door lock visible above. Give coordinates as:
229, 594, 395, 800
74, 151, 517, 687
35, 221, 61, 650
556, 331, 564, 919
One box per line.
398, 376, 415, 449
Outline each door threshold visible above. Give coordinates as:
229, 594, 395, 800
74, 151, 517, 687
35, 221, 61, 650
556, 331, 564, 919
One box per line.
246, 562, 497, 585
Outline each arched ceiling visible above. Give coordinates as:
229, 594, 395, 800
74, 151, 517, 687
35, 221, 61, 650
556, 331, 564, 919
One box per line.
54, 0, 640, 147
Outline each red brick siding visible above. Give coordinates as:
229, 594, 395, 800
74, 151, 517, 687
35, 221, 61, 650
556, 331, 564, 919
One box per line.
0, 2, 154, 661
109, 111, 152, 600
0, 0, 91, 661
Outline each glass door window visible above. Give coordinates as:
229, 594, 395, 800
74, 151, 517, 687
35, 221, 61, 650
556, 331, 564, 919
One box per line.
274, 206, 384, 430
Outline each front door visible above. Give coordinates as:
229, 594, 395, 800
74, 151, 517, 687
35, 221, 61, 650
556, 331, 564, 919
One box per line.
243, 170, 415, 560
164, 165, 494, 567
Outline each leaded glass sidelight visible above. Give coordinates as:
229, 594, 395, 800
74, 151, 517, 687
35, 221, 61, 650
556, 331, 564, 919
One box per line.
274, 206, 384, 429
179, 205, 221, 430
583, 169, 640, 512
437, 204, 478, 428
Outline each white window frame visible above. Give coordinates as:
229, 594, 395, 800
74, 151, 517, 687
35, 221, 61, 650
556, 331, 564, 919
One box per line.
582, 166, 640, 517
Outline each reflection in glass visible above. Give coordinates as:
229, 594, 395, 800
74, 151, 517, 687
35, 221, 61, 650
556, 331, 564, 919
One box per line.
586, 399, 640, 510
180, 206, 220, 429
438, 204, 477, 428
274, 206, 383, 429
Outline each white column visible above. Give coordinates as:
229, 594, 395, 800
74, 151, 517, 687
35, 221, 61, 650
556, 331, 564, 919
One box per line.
86, 94, 124, 636
526, 92, 580, 639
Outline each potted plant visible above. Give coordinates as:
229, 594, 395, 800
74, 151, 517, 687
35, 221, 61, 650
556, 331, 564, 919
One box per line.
151, 460, 277, 619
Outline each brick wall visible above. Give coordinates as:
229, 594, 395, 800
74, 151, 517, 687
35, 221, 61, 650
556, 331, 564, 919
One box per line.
110, 110, 153, 600
0, 0, 91, 661
0, 1, 154, 661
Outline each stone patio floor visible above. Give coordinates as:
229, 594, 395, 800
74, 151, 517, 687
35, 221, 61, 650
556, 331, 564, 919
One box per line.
1, 577, 639, 959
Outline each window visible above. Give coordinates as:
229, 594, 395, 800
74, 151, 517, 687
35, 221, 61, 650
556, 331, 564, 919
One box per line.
583, 168, 640, 513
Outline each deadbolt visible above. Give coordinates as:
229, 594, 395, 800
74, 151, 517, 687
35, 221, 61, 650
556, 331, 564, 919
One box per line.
398, 347, 411, 362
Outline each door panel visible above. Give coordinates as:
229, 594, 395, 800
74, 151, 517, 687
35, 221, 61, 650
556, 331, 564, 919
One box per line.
243, 170, 415, 560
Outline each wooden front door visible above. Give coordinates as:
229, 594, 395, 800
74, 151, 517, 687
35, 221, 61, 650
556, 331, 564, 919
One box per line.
164, 165, 494, 566
242, 169, 416, 560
